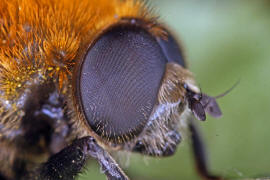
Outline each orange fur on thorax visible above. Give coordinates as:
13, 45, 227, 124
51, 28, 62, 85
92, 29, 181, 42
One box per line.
0, 0, 158, 139
0, 0, 154, 103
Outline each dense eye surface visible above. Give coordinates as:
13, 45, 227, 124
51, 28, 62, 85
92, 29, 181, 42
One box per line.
77, 26, 167, 142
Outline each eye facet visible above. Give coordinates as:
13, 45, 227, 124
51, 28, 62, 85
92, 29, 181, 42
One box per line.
76, 25, 167, 143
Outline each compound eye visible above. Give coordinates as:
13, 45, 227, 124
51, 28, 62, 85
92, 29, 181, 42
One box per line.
76, 26, 167, 143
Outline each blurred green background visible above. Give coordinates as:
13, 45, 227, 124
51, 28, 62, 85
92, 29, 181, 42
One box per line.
79, 1, 270, 180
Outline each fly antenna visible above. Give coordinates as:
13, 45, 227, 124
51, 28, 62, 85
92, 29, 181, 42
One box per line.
214, 79, 240, 99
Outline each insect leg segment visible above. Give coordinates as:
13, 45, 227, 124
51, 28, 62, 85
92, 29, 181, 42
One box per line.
84, 137, 129, 180
189, 121, 223, 180
30, 136, 129, 180
29, 137, 88, 180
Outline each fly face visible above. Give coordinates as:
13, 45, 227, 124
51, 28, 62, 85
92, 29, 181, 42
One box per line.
73, 20, 223, 157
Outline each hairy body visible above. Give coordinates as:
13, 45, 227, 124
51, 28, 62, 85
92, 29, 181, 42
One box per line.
0, 1, 222, 179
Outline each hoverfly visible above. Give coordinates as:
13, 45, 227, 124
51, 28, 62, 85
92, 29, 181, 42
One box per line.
0, 0, 226, 179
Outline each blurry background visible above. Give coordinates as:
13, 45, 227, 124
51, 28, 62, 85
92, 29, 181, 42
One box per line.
79, 0, 270, 180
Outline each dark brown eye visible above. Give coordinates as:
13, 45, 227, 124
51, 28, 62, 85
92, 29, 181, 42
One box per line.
76, 25, 167, 143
